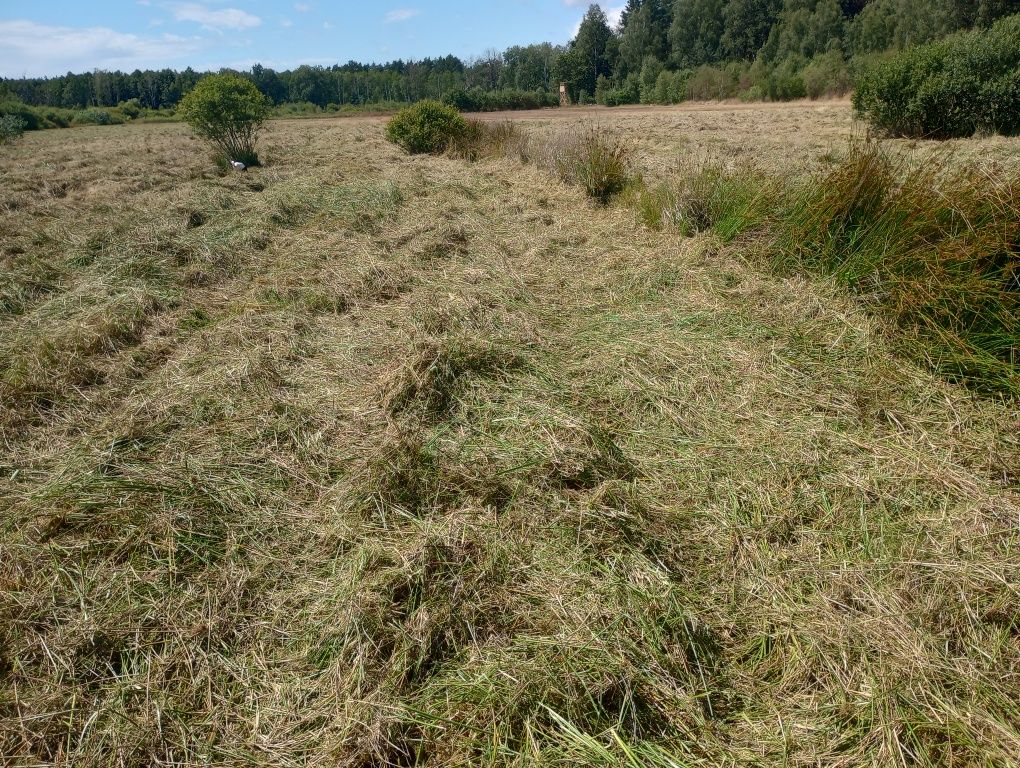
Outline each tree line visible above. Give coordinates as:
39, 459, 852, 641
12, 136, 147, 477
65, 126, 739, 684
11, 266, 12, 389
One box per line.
563, 0, 1020, 104
3, 0, 1019, 112
2, 47, 562, 112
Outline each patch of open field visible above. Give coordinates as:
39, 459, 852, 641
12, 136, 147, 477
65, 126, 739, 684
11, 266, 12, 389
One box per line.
1, 107, 1019, 766
480, 100, 860, 177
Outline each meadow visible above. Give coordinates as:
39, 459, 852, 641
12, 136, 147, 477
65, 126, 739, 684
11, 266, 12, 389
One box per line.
1, 102, 1019, 767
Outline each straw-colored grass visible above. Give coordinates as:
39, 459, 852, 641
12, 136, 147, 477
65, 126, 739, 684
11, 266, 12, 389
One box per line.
1, 112, 1018, 767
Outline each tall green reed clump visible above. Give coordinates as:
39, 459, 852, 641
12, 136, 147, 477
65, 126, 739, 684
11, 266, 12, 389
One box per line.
781, 141, 1019, 393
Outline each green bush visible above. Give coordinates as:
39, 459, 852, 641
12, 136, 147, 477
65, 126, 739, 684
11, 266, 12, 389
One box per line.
802, 51, 852, 99
854, 15, 1020, 138
443, 88, 556, 113
39, 108, 73, 128
118, 98, 142, 119
134, 108, 177, 123
652, 70, 690, 104
639, 57, 666, 104
178, 73, 271, 166
386, 100, 467, 154
0, 114, 26, 145
0, 100, 41, 130
765, 57, 808, 100
274, 101, 321, 116
73, 109, 117, 126
986, 69, 1020, 135
739, 84, 766, 101
443, 88, 484, 112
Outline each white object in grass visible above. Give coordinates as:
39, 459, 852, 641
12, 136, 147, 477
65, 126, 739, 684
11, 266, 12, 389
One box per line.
230, 160, 246, 171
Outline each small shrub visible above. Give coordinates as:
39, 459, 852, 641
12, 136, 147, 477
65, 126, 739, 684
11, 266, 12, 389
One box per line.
386, 100, 468, 155
985, 69, 1020, 136
484, 89, 557, 111
178, 73, 271, 166
274, 101, 321, 116
42, 110, 71, 128
443, 88, 485, 112
765, 58, 807, 101
595, 74, 641, 107
0, 114, 26, 145
652, 70, 690, 104
443, 88, 556, 113
73, 109, 115, 126
118, 98, 142, 119
686, 65, 736, 101
739, 85, 766, 102
0, 100, 41, 130
802, 51, 852, 99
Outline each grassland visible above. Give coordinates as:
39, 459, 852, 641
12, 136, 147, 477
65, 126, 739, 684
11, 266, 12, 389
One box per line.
1, 103, 1019, 767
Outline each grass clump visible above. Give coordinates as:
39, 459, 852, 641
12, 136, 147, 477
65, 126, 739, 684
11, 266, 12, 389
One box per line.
447, 120, 631, 204
382, 334, 525, 421
73, 108, 118, 126
631, 160, 775, 240
449, 119, 531, 162
780, 140, 1020, 393
386, 100, 468, 155
532, 125, 633, 204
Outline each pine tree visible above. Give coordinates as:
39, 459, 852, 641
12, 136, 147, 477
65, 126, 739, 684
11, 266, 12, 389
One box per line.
619, 0, 644, 31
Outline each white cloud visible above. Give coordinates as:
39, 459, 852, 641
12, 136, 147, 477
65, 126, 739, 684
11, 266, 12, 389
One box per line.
384, 8, 420, 23
569, 2, 625, 38
605, 4, 625, 27
280, 18, 293, 28
0, 19, 203, 77
168, 3, 262, 31
294, 3, 311, 11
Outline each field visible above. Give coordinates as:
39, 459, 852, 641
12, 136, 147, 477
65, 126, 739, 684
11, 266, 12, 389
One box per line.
1, 102, 1019, 767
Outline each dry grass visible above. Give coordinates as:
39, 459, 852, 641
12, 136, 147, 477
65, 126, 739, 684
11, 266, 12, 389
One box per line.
450, 120, 531, 164
1, 109, 1019, 767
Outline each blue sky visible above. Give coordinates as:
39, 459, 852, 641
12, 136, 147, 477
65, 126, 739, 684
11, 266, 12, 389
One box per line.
0, 1, 623, 78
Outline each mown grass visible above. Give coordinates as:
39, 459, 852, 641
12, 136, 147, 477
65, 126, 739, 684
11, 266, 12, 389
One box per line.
539, 135, 1020, 397
461, 118, 1017, 395
1, 112, 1018, 768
